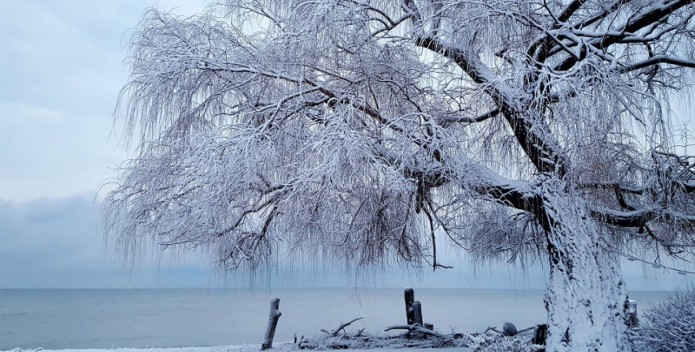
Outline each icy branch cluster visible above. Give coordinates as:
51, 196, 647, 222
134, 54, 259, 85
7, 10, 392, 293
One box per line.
630, 289, 695, 352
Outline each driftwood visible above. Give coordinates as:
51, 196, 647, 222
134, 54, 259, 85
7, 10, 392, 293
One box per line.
384, 324, 442, 337
293, 288, 542, 351
484, 326, 502, 334
298, 319, 538, 350
412, 301, 424, 326
321, 317, 363, 336
261, 298, 282, 350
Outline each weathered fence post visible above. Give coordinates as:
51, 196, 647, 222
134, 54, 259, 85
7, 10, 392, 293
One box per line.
404, 288, 415, 324
412, 301, 424, 326
261, 298, 282, 350
532, 324, 548, 347
404, 288, 433, 330
626, 299, 639, 328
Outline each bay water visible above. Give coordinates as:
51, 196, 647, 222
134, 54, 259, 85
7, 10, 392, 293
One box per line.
0, 288, 669, 350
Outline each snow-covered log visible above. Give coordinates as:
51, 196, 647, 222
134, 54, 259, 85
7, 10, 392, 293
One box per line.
384, 324, 440, 337
261, 298, 281, 350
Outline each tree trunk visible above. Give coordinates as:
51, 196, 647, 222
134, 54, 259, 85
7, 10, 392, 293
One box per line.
542, 184, 629, 351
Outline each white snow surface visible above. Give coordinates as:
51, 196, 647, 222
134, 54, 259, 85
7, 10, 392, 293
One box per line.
2, 344, 471, 352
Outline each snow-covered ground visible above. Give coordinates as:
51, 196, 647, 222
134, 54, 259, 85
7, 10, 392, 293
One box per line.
3, 344, 471, 352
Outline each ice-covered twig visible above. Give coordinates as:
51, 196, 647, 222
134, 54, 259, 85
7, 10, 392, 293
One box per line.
324, 317, 363, 337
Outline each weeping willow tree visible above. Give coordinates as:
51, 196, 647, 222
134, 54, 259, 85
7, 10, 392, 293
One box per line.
106, 1, 695, 350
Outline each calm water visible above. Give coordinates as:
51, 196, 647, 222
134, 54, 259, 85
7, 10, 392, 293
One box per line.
0, 288, 670, 350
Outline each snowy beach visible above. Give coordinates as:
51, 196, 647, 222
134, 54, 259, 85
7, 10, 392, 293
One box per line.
3, 346, 472, 352
0, 289, 673, 351
0, 288, 543, 350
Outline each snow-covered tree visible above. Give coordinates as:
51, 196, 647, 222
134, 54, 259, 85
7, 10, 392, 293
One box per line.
106, 1, 695, 350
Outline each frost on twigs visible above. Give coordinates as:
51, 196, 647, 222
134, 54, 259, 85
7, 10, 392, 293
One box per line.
630, 289, 695, 352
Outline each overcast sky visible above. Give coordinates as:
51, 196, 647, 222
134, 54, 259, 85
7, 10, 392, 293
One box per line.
0, 0, 692, 290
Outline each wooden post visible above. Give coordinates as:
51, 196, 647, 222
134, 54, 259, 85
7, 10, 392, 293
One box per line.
404, 288, 415, 325
412, 301, 424, 326
626, 299, 639, 328
532, 324, 548, 347
261, 298, 282, 350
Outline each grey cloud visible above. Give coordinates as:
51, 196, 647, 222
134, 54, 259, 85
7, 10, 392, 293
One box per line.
0, 194, 215, 288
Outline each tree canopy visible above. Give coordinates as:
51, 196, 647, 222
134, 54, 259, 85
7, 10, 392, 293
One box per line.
106, 1, 695, 349
108, 0, 695, 270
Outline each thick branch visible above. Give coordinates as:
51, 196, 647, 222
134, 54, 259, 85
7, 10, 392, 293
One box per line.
590, 206, 660, 227
620, 56, 695, 73
557, 0, 588, 23
416, 36, 568, 176
578, 181, 645, 195
438, 108, 500, 124
591, 206, 695, 228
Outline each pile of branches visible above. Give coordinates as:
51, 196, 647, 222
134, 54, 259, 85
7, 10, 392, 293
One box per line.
294, 318, 539, 351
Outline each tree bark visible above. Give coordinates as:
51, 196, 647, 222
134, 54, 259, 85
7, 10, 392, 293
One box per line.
542, 184, 629, 351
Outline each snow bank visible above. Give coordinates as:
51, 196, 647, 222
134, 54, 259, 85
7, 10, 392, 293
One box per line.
2, 344, 471, 352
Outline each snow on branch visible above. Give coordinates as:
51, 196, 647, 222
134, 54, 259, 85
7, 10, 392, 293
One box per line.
620, 56, 695, 73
